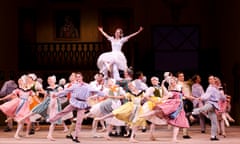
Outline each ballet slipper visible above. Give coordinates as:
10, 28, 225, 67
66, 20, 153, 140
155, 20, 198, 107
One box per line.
172, 139, 181, 143
35, 127, 40, 131
189, 115, 195, 123
14, 135, 21, 140
150, 135, 156, 141
5, 117, 12, 123
229, 118, 235, 122
47, 136, 56, 141
104, 135, 112, 140
129, 138, 139, 143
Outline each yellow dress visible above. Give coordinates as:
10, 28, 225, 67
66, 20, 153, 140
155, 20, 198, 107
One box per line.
112, 91, 146, 127
142, 87, 167, 125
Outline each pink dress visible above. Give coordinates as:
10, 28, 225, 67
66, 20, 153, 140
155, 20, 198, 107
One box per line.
13, 89, 32, 123
154, 90, 189, 128
0, 96, 20, 117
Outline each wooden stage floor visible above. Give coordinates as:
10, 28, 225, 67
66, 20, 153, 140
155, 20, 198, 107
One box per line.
0, 124, 239, 144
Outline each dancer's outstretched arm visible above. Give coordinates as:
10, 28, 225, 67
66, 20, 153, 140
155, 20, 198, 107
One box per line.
98, 27, 111, 39
0, 93, 16, 101
124, 26, 143, 40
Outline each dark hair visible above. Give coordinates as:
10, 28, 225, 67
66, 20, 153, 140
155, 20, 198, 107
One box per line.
98, 72, 104, 77
192, 74, 200, 83
134, 71, 143, 79
127, 67, 134, 77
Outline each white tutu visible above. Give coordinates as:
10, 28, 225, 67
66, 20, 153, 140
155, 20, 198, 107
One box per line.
97, 51, 127, 71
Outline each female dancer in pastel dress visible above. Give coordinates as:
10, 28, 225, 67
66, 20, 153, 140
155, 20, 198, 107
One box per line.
214, 77, 229, 137
45, 75, 64, 140
0, 75, 34, 139
141, 77, 167, 141
19, 75, 63, 141
96, 82, 146, 143
140, 77, 190, 143
97, 26, 143, 80
86, 78, 126, 139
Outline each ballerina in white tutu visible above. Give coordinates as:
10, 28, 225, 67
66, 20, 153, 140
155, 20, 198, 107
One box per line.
97, 26, 143, 80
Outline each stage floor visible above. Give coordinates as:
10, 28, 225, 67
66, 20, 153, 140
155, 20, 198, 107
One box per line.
0, 124, 239, 144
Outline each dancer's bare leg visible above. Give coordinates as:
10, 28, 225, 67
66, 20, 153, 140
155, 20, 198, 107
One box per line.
62, 121, 68, 133
222, 113, 229, 127
19, 112, 34, 124
220, 120, 226, 137
35, 122, 40, 131
139, 110, 156, 118
92, 119, 100, 137
66, 120, 75, 137
95, 113, 114, 121
25, 122, 31, 137
99, 120, 106, 132
104, 124, 112, 140
225, 113, 235, 122
14, 122, 24, 139
72, 109, 85, 142
172, 126, 180, 143
47, 123, 56, 141
149, 124, 156, 141
129, 126, 138, 143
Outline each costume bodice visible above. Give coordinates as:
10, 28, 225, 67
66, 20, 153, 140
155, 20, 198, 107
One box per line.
109, 37, 128, 51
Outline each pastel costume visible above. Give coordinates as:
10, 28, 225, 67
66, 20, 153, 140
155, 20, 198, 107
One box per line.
154, 90, 189, 128
0, 95, 20, 117
112, 90, 146, 127
31, 85, 61, 124
192, 83, 205, 108
13, 88, 32, 123
98, 86, 126, 126
49, 82, 105, 139
142, 87, 167, 125
88, 80, 105, 106
97, 37, 128, 71
192, 85, 225, 138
